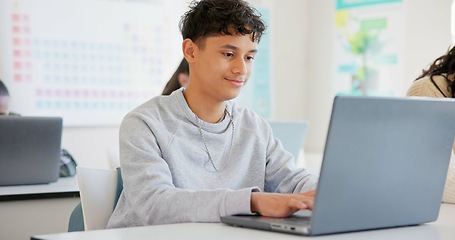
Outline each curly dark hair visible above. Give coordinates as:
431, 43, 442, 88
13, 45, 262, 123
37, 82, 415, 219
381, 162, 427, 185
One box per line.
417, 45, 455, 97
179, 0, 266, 45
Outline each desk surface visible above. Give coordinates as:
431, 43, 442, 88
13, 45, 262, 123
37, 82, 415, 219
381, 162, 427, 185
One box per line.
32, 203, 455, 240
0, 176, 79, 201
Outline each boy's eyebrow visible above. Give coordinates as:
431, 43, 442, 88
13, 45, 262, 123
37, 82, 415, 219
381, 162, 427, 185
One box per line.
220, 44, 258, 53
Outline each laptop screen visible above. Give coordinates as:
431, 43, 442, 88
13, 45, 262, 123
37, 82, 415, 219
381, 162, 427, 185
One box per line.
0, 116, 62, 186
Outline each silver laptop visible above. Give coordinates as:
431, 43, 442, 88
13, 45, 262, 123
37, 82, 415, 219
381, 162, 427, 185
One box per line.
221, 96, 455, 236
0, 116, 62, 186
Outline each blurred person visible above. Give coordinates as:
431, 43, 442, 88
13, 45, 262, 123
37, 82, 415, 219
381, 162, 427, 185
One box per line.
162, 58, 190, 95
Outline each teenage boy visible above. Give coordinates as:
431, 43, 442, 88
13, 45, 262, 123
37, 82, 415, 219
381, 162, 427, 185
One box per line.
108, 0, 317, 228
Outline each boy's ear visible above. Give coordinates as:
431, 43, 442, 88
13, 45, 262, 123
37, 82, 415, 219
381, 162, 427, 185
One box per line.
182, 38, 196, 63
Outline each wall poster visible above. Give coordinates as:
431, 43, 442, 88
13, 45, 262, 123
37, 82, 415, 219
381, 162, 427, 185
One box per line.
334, 0, 404, 96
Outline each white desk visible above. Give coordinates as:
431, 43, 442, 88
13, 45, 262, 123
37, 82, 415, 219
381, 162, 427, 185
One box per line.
31, 204, 455, 240
0, 177, 80, 240
0, 176, 79, 200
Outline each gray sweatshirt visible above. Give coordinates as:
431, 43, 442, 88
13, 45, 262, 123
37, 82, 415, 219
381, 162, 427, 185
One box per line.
107, 89, 318, 228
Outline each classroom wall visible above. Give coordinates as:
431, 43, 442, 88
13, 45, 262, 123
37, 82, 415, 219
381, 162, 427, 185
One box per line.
65, 0, 453, 168
272, 0, 308, 121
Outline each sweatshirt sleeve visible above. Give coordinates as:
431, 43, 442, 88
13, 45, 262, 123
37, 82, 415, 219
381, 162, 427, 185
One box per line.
118, 113, 256, 225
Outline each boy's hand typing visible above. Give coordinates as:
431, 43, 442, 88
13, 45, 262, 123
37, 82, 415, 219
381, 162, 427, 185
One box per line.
250, 190, 316, 218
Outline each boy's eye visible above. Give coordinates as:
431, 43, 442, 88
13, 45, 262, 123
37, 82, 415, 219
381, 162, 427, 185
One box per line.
224, 53, 234, 57
246, 56, 255, 61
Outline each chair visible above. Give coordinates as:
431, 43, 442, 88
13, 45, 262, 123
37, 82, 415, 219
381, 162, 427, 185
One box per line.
268, 121, 309, 160
68, 167, 123, 231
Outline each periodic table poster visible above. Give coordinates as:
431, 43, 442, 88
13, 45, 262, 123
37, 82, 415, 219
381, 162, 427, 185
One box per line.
0, 0, 187, 126
0, 0, 273, 126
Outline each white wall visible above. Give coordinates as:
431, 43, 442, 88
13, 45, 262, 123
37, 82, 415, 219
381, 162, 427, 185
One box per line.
272, 0, 308, 120
403, 0, 452, 91
65, 0, 453, 168
304, 0, 337, 154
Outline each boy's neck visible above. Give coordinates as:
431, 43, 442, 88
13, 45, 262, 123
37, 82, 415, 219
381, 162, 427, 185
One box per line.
182, 89, 227, 123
